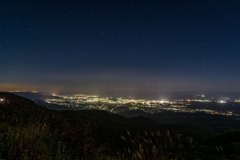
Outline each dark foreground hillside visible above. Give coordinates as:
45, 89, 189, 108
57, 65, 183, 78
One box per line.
0, 92, 240, 160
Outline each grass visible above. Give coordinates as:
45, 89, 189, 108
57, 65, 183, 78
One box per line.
0, 93, 240, 160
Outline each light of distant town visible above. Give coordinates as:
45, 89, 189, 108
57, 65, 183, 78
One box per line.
235, 99, 240, 103
218, 100, 227, 104
0, 98, 5, 103
159, 99, 169, 104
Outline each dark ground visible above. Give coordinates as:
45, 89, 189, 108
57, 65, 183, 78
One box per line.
0, 92, 240, 160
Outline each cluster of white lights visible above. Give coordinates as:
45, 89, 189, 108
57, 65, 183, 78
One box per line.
217, 100, 227, 104
0, 98, 5, 103
235, 99, 240, 103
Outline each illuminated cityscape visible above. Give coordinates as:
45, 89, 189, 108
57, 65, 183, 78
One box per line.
45, 93, 240, 117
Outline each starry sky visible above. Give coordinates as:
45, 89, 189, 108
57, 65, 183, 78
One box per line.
0, 0, 240, 97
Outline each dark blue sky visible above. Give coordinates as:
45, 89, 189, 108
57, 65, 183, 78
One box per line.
1, 0, 240, 96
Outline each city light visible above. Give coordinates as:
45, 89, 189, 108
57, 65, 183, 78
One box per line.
0, 98, 5, 103
235, 99, 240, 103
159, 99, 169, 104
44, 94, 239, 117
217, 100, 227, 104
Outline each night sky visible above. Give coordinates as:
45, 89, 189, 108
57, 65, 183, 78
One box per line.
1, 0, 240, 97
